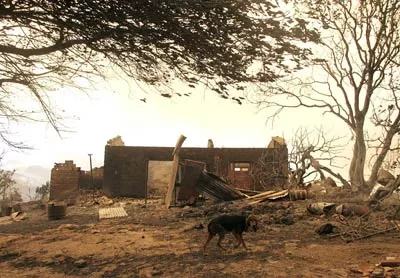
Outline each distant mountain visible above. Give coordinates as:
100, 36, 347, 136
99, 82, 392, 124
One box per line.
17, 165, 51, 182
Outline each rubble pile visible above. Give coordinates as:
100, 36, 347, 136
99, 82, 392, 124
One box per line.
351, 256, 400, 277
76, 190, 118, 207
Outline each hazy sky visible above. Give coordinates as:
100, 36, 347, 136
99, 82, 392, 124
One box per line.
1, 75, 350, 174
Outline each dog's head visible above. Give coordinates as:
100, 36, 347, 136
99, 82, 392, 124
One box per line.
245, 215, 259, 232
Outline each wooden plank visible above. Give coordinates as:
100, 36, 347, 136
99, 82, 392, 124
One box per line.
244, 190, 289, 205
244, 190, 277, 200
380, 259, 400, 267
263, 189, 289, 199
165, 135, 187, 208
235, 188, 262, 196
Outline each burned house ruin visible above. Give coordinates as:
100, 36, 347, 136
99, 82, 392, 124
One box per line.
50, 160, 103, 201
103, 137, 288, 198
49, 137, 288, 201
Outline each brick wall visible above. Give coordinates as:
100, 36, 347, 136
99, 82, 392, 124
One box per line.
80, 167, 104, 190
50, 160, 81, 201
103, 145, 288, 198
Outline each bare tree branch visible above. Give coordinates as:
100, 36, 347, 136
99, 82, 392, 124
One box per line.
0, 0, 320, 149
250, 0, 400, 190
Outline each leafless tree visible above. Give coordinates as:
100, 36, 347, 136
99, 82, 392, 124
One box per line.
251, 145, 288, 190
0, 168, 17, 202
0, 0, 320, 148
251, 127, 348, 190
287, 127, 350, 188
250, 0, 400, 191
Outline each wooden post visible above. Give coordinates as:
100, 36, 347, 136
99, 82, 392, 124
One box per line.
144, 159, 148, 206
165, 135, 187, 208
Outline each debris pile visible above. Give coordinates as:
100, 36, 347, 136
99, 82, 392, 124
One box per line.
315, 223, 339, 235
0, 211, 28, 225
77, 190, 114, 206
308, 200, 400, 243
335, 203, 370, 217
166, 135, 291, 208
369, 175, 400, 209
97, 196, 114, 206
351, 256, 400, 277
307, 202, 336, 216
174, 158, 295, 207
330, 216, 399, 243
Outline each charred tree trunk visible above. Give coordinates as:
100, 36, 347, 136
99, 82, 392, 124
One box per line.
367, 128, 398, 188
349, 126, 367, 191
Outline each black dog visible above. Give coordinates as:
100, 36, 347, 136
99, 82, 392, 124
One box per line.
203, 215, 258, 252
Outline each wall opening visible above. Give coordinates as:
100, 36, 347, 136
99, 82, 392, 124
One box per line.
147, 161, 173, 198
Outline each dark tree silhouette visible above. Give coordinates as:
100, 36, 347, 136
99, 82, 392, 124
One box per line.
0, 0, 319, 147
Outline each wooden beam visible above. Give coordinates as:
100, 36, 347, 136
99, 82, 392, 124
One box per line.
165, 135, 187, 208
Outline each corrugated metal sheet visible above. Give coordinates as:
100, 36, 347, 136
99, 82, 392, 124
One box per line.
196, 171, 247, 201
99, 207, 128, 219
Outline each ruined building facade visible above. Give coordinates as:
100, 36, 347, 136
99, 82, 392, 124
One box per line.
50, 138, 288, 200
50, 161, 103, 201
103, 138, 288, 198
50, 160, 81, 201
